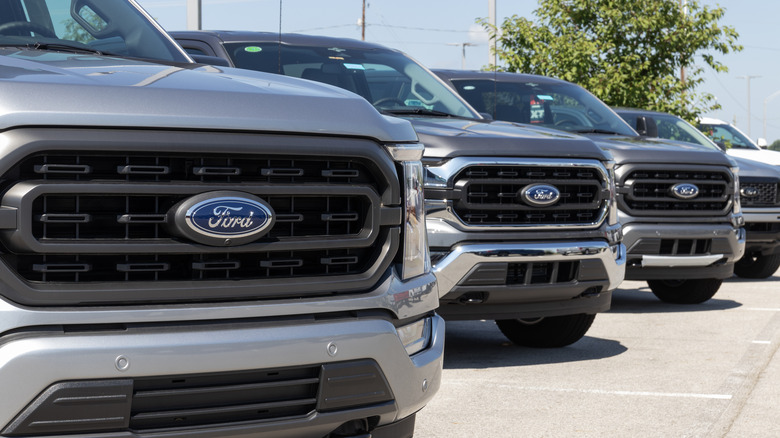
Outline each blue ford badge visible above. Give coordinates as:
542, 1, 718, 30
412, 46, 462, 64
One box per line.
740, 186, 759, 198
520, 184, 561, 207
670, 183, 699, 200
169, 191, 275, 246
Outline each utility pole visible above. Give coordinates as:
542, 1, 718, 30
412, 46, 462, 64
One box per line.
186, 0, 201, 30
448, 43, 476, 69
361, 0, 366, 41
738, 75, 761, 137
488, 0, 496, 67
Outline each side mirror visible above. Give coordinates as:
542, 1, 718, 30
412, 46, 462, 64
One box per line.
715, 141, 727, 151
757, 138, 768, 149
635, 116, 658, 137
478, 112, 494, 120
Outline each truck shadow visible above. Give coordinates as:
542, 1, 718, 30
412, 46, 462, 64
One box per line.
441, 320, 627, 370
607, 282, 742, 314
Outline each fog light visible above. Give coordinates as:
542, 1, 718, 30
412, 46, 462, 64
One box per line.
397, 317, 432, 356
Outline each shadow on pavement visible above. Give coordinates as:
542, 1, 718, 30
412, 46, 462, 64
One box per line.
723, 274, 780, 284
608, 284, 742, 314
441, 320, 627, 369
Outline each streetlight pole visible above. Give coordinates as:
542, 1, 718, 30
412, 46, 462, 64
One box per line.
186, 0, 201, 30
448, 43, 476, 69
737, 75, 761, 137
763, 90, 780, 141
488, 0, 496, 67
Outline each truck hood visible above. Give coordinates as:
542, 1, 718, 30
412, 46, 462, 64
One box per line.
407, 117, 611, 161
0, 50, 417, 142
731, 156, 780, 181
726, 148, 780, 167
587, 134, 736, 167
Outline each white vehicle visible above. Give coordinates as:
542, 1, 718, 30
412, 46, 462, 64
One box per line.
699, 117, 780, 166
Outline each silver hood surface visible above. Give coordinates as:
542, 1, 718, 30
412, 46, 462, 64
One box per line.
0, 49, 418, 143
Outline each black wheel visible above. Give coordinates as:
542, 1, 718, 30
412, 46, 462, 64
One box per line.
647, 278, 722, 304
495, 313, 596, 348
0, 21, 56, 38
734, 253, 780, 279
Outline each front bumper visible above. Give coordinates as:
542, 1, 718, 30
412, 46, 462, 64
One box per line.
742, 207, 780, 255
623, 222, 746, 280
0, 314, 444, 438
431, 240, 626, 320
0, 271, 442, 438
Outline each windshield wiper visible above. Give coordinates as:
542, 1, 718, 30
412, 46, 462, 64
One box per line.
573, 128, 624, 135
382, 108, 458, 117
27, 42, 105, 55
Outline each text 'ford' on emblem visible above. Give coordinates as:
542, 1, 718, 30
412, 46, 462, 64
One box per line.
740, 186, 759, 198
670, 183, 700, 200
520, 184, 561, 207
168, 191, 275, 246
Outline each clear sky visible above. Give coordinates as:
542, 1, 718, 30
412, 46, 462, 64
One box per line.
136, 0, 780, 144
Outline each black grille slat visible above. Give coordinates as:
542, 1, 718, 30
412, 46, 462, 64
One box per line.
17, 247, 376, 282
741, 182, 779, 206
452, 165, 607, 226
506, 261, 579, 285
130, 366, 320, 431
619, 167, 734, 216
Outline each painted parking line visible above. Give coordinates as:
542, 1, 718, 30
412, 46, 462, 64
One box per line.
752, 340, 772, 344
446, 380, 732, 400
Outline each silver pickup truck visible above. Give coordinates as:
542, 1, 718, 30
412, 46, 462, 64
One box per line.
0, 1, 442, 437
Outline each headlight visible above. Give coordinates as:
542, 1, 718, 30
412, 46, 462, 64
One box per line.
397, 316, 432, 356
386, 143, 431, 280
732, 167, 741, 214
606, 161, 619, 226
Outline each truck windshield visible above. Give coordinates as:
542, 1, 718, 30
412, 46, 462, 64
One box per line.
698, 123, 761, 151
0, 0, 189, 62
448, 78, 637, 136
223, 41, 480, 119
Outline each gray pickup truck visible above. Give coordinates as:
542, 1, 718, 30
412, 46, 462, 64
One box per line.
615, 108, 780, 279
436, 70, 746, 303
0, 1, 442, 437
171, 31, 626, 348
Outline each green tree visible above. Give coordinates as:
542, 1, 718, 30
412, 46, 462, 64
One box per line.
770, 139, 780, 151
482, 0, 741, 123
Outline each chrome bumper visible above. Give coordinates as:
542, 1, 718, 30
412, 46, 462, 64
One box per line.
433, 241, 626, 297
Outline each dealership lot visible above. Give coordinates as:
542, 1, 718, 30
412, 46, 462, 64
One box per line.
416, 273, 780, 438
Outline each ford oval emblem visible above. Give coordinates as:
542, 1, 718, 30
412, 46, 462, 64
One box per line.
740, 186, 759, 198
520, 184, 561, 207
670, 183, 699, 200
169, 191, 275, 246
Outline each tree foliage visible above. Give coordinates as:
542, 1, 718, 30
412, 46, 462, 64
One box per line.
481, 0, 741, 123
770, 139, 780, 151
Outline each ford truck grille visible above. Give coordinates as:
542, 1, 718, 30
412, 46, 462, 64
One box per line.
0, 129, 402, 306
740, 182, 779, 206
617, 165, 734, 216
450, 165, 608, 226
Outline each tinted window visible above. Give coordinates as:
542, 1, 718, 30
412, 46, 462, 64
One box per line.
450, 78, 636, 136
223, 42, 478, 118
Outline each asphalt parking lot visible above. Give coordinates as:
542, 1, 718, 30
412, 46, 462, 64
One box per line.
416, 271, 780, 438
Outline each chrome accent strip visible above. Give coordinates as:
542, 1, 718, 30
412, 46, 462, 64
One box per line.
639, 254, 724, 267
424, 157, 612, 231
432, 241, 626, 296
425, 157, 611, 189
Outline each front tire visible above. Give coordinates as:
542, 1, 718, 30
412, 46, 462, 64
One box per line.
647, 278, 722, 304
495, 314, 596, 348
734, 253, 780, 279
